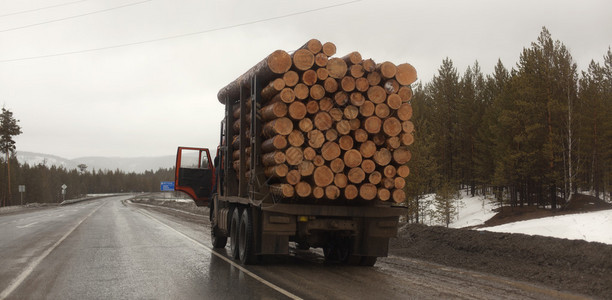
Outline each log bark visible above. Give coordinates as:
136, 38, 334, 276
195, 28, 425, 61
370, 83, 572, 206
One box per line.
326, 58, 348, 79
261, 78, 286, 100
217, 50, 291, 104
270, 183, 294, 197
261, 101, 287, 121
292, 49, 315, 71
262, 135, 287, 153
262, 151, 286, 166
265, 164, 289, 178
263, 117, 293, 137
295, 181, 312, 197
359, 183, 377, 200
395, 63, 417, 85
313, 166, 334, 187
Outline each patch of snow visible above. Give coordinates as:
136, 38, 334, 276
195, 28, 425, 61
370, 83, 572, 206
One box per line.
449, 194, 497, 229
479, 210, 612, 245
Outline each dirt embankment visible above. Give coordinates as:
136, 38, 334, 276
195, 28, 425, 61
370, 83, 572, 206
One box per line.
390, 223, 612, 299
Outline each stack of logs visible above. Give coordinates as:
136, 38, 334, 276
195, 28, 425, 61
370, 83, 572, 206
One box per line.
218, 39, 416, 203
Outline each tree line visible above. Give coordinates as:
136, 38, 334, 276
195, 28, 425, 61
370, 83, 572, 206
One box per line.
405, 27, 612, 224
0, 155, 174, 206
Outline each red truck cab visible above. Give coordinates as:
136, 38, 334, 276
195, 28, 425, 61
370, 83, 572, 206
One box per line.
174, 147, 214, 207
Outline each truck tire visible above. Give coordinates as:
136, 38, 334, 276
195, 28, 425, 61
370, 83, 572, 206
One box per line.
229, 207, 241, 259
238, 208, 257, 264
210, 197, 227, 248
323, 238, 351, 263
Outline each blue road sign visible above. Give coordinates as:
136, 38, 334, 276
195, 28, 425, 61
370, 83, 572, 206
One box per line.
160, 181, 175, 191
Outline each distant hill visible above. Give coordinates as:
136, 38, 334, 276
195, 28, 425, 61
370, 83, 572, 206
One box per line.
15, 151, 175, 173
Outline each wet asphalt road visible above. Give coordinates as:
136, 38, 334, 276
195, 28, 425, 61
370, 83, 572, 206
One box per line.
0, 196, 588, 299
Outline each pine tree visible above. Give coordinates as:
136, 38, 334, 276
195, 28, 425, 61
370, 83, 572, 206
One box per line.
0, 107, 22, 206
434, 182, 459, 227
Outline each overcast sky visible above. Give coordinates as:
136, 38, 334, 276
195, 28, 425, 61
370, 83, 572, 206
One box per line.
1, 0, 610, 159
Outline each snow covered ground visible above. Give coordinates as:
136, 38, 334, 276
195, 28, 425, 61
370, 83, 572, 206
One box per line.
480, 210, 612, 245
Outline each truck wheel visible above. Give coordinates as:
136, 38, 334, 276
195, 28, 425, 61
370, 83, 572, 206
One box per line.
210, 198, 227, 248
323, 239, 350, 263
238, 208, 257, 265
360, 256, 378, 266
229, 207, 241, 259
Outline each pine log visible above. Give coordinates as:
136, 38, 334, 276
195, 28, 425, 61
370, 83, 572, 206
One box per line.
398, 86, 413, 102
382, 177, 394, 189
359, 183, 377, 200
402, 120, 415, 133
292, 49, 315, 71
343, 149, 362, 168
373, 133, 386, 146
394, 177, 406, 189
288, 130, 305, 147
373, 148, 392, 166
342, 51, 362, 65
349, 92, 365, 106
307, 129, 325, 148
262, 135, 288, 153
286, 169, 301, 185
338, 134, 354, 151
321, 141, 341, 161
294, 83, 309, 100
383, 117, 402, 137
397, 165, 410, 177
354, 129, 368, 143
392, 189, 406, 203
299, 118, 314, 132
359, 140, 377, 158
378, 188, 391, 201
271, 87, 295, 104
384, 79, 399, 94
367, 85, 387, 104
387, 136, 401, 149
265, 164, 289, 178
383, 165, 397, 178
334, 91, 349, 106
315, 53, 328, 67
322, 42, 336, 56
313, 155, 325, 167
349, 118, 361, 130
329, 108, 343, 122
319, 97, 333, 112
366, 71, 381, 86
397, 103, 413, 121
270, 183, 294, 198
359, 101, 375, 117
261, 78, 286, 100
313, 186, 325, 199
288, 101, 307, 120
392, 148, 412, 164
387, 93, 402, 110
350, 64, 365, 78
261, 101, 288, 121
310, 84, 326, 100
395, 63, 418, 86
400, 132, 414, 146
375, 103, 390, 119
334, 173, 348, 188
362, 58, 376, 72
341, 76, 356, 92
316, 68, 329, 80
336, 120, 351, 135
344, 105, 359, 120
348, 167, 366, 184
263, 117, 293, 137
364, 116, 382, 134
295, 181, 312, 197
303, 147, 316, 161
330, 157, 345, 173
313, 166, 334, 187
326, 58, 348, 79
323, 77, 339, 93
286, 146, 304, 166
314, 112, 333, 131
325, 185, 341, 200
361, 159, 376, 173
217, 50, 291, 104
355, 77, 369, 92
262, 151, 286, 166
377, 61, 397, 79
302, 69, 318, 86
283, 71, 299, 87
369, 171, 382, 185
344, 184, 358, 200
306, 100, 319, 115
298, 160, 315, 176
301, 39, 323, 54
325, 128, 338, 141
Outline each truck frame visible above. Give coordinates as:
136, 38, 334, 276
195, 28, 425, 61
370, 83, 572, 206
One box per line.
175, 75, 403, 265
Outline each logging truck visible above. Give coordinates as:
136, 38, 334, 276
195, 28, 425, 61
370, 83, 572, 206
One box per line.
174, 39, 416, 266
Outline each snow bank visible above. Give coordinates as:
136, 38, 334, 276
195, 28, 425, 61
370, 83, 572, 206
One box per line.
479, 210, 612, 245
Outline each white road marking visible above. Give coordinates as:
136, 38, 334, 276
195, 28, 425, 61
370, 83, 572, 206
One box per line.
16, 222, 38, 229
0, 202, 105, 300
138, 209, 303, 300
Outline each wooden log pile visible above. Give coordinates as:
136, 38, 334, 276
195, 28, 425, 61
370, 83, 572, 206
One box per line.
218, 39, 416, 203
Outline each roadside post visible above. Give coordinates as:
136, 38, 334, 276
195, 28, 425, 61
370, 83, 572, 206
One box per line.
19, 185, 25, 205
61, 184, 67, 202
